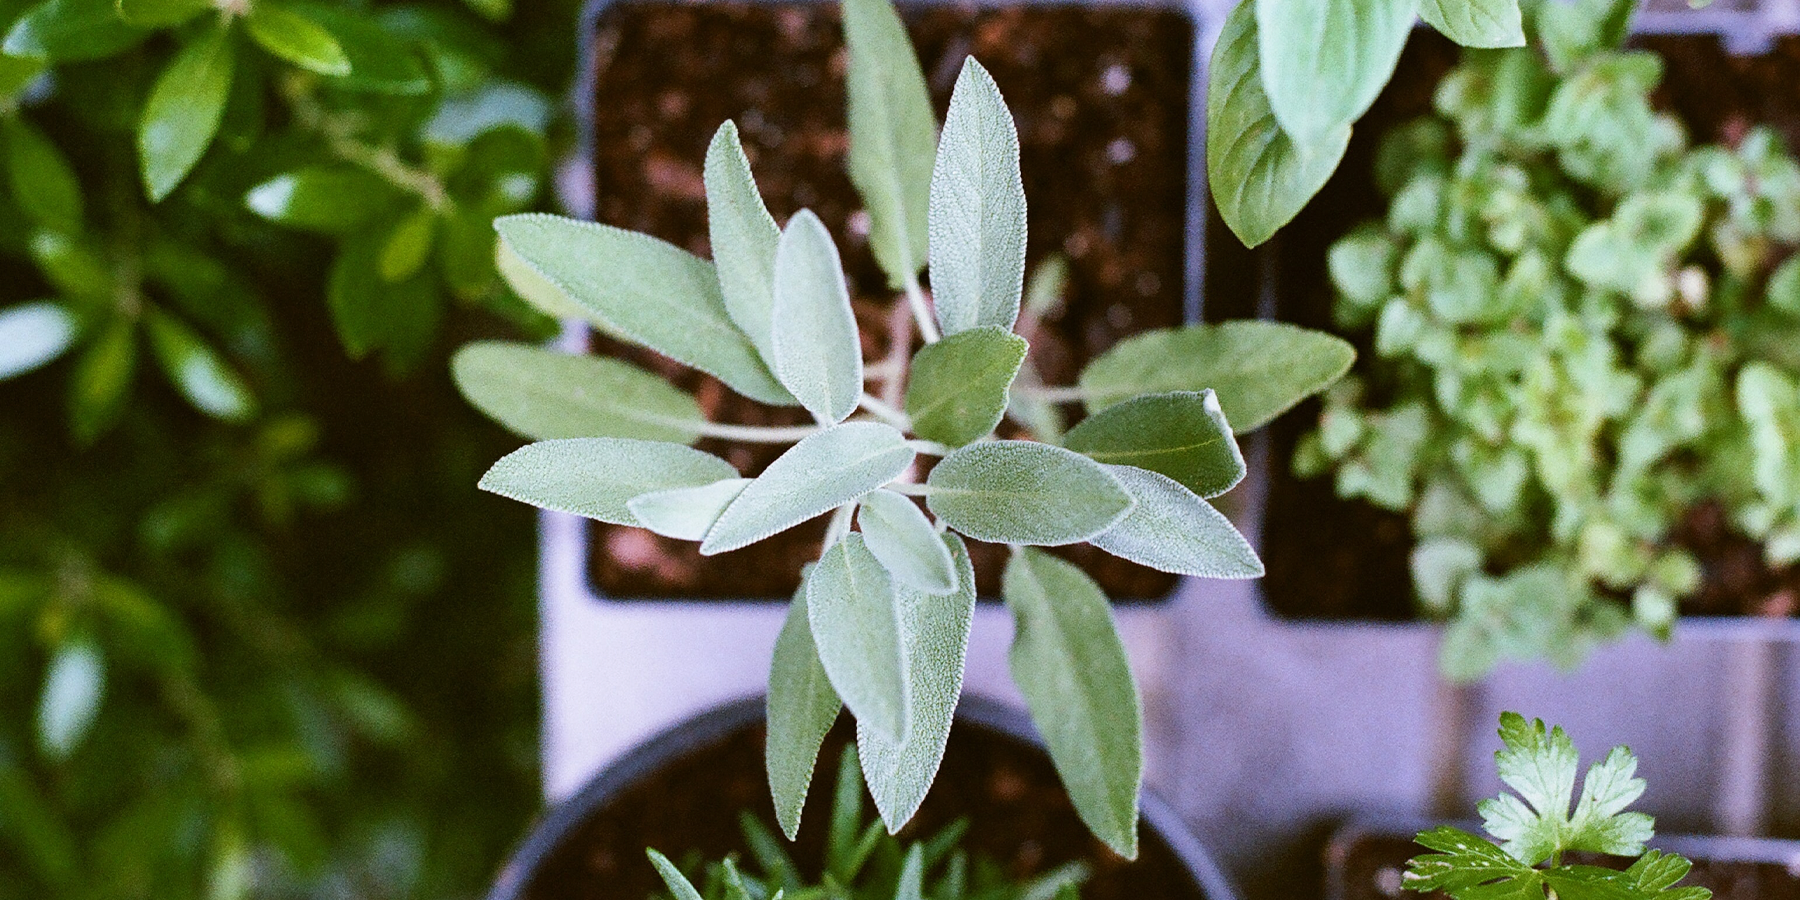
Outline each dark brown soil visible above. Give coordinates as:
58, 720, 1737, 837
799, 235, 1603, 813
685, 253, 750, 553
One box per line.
1327, 829, 1800, 900
586, 1, 1193, 600
1258, 31, 1800, 621
522, 713, 1208, 900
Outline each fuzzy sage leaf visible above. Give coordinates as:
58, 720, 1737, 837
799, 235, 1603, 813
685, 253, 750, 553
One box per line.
926, 441, 1132, 545
479, 438, 736, 527
1090, 466, 1263, 579
904, 326, 1028, 448
1207, 0, 1350, 247
705, 120, 781, 363
1003, 548, 1141, 859
1064, 390, 1245, 498
627, 479, 752, 541
843, 0, 937, 288
702, 422, 915, 555
1420, 0, 1525, 48
858, 489, 958, 595
859, 533, 975, 831
647, 849, 706, 900
1079, 321, 1355, 431
1255, 0, 1417, 152
808, 534, 910, 743
768, 583, 842, 840
494, 214, 793, 406
773, 209, 863, 424
451, 341, 705, 443
928, 58, 1026, 336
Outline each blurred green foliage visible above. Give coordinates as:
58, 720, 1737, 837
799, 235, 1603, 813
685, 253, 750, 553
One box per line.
0, 0, 581, 896
1295, 0, 1800, 678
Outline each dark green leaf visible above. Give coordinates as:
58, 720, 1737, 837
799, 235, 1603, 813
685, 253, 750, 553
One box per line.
1207, 0, 1349, 247
245, 165, 407, 235
139, 23, 234, 202
904, 326, 1028, 447
245, 2, 351, 77
5, 117, 81, 232
326, 235, 439, 361
3, 0, 147, 62
1064, 390, 1245, 498
1079, 321, 1355, 431
286, 1, 430, 94
1003, 548, 1141, 858
67, 318, 135, 443
379, 207, 436, 282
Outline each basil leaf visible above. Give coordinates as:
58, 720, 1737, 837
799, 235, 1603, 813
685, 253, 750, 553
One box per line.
1254, 0, 1416, 151
478, 438, 737, 526
928, 58, 1026, 336
116, 0, 212, 28
1207, 0, 1350, 247
926, 441, 1132, 545
1420, 0, 1525, 48
1003, 548, 1141, 859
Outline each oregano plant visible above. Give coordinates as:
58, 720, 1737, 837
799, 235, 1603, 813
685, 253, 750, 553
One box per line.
1406, 713, 1712, 900
1205, 0, 1695, 247
454, 0, 1353, 856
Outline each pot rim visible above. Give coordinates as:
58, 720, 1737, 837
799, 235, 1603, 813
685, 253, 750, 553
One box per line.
488, 693, 1241, 900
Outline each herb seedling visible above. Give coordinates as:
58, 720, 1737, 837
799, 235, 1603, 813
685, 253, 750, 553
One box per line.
1296, 0, 1800, 677
455, 0, 1352, 856
1406, 713, 1711, 900
646, 748, 1088, 900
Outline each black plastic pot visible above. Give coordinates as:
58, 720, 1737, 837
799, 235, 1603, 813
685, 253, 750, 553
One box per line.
489, 694, 1240, 900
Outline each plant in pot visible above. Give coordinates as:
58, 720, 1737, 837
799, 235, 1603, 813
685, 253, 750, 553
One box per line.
1281, 0, 1800, 677
455, 0, 1352, 861
1327, 712, 1800, 899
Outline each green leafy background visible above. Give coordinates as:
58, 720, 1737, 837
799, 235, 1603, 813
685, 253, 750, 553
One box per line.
0, 0, 582, 896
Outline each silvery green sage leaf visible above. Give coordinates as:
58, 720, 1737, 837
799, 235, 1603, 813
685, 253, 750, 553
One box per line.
809, 534, 910, 743
773, 209, 863, 424
479, 438, 737, 526
926, 441, 1132, 545
903, 326, 1028, 447
1089, 466, 1262, 579
843, 0, 936, 288
859, 533, 974, 831
1254, 0, 1417, 152
928, 57, 1026, 336
1207, 0, 1350, 247
452, 341, 705, 443
705, 120, 781, 362
858, 489, 957, 595
768, 581, 842, 840
494, 238, 588, 321
1064, 390, 1245, 498
702, 422, 915, 555
647, 849, 705, 900
0, 302, 76, 381
1420, 0, 1525, 48
1079, 321, 1355, 431
627, 478, 752, 541
493, 214, 793, 406
1003, 547, 1141, 859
